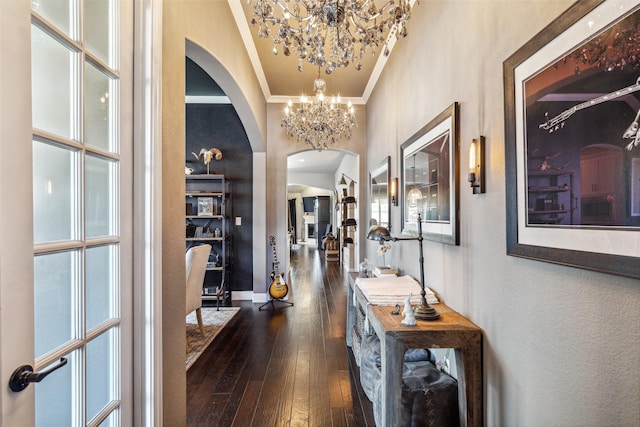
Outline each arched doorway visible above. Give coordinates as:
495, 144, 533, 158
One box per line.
287, 149, 360, 272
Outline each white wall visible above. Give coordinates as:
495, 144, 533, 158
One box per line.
365, 2, 640, 426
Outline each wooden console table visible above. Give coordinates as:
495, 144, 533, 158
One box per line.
347, 274, 483, 427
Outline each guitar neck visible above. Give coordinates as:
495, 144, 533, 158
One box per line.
539, 76, 640, 132
271, 240, 280, 277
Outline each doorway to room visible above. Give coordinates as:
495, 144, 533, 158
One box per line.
286, 150, 360, 272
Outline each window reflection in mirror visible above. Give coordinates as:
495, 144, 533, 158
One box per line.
369, 156, 391, 230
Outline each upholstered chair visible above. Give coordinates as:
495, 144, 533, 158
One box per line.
185, 244, 211, 335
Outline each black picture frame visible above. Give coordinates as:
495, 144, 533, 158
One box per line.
401, 102, 460, 245
503, 0, 640, 279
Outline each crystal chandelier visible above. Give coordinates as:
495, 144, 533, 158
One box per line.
281, 73, 356, 151
248, 0, 415, 73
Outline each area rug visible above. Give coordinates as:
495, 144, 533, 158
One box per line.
186, 307, 240, 370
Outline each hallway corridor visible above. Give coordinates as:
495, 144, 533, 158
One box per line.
186, 243, 375, 426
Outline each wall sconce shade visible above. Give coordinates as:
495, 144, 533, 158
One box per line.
390, 177, 399, 206
468, 136, 485, 194
337, 173, 357, 191
337, 175, 348, 189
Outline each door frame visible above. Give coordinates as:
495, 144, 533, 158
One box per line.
132, 0, 164, 425
0, 1, 163, 425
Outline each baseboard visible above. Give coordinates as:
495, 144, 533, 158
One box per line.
232, 292, 293, 303
252, 292, 268, 303
231, 291, 257, 301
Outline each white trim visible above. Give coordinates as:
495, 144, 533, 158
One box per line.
185, 95, 231, 104
227, 0, 271, 101
232, 291, 256, 301
252, 293, 268, 303
133, 0, 163, 425
253, 153, 268, 296
268, 94, 366, 105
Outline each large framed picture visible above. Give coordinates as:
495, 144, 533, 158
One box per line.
401, 102, 459, 245
504, 0, 640, 279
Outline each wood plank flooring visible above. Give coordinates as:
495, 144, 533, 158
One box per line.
187, 243, 375, 426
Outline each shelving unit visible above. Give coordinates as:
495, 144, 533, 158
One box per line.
527, 170, 574, 225
185, 174, 231, 304
340, 192, 357, 270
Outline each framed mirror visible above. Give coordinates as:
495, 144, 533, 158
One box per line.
401, 102, 459, 245
369, 156, 391, 230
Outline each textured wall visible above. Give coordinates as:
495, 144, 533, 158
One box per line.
365, 1, 640, 426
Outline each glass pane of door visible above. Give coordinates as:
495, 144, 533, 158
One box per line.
85, 0, 113, 67
34, 250, 78, 359
86, 155, 116, 238
86, 329, 116, 422
33, 141, 78, 244
31, 25, 75, 139
31, 0, 74, 39
84, 62, 114, 151
35, 351, 78, 427
86, 245, 116, 331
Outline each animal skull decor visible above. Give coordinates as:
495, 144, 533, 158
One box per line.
192, 148, 223, 174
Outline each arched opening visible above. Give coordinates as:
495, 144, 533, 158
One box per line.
287, 149, 360, 271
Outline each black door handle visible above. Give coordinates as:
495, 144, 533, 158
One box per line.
9, 357, 68, 392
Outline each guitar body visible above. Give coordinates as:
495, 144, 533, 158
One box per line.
268, 236, 289, 300
268, 274, 288, 300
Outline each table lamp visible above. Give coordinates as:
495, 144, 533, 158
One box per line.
366, 213, 440, 320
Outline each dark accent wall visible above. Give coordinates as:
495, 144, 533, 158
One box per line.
186, 103, 253, 292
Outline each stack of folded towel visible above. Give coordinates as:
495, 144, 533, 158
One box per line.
356, 275, 439, 305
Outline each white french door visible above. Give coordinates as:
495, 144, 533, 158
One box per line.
0, 0, 133, 425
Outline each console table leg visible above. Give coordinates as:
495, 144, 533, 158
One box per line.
381, 335, 406, 427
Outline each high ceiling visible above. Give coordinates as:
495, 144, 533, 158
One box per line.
229, 1, 415, 103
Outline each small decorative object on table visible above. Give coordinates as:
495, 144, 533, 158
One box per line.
400, 293, 416, 326
359, 258, 374, 278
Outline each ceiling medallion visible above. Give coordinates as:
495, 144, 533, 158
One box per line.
248, 0, 415, 73
281, 71, 356, 151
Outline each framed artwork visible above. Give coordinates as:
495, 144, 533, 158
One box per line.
401, 102, 459, 245
197, 197, 214, 216
504, 0, 640, 279
369, 156, 391, 230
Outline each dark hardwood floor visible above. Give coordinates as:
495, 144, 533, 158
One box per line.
187, 243, 375, 426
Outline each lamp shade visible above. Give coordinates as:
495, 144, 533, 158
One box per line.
337, 175, 348, 189
367, 225, 392, 242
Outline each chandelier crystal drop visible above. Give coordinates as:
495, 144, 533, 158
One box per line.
281, 75, 356, 151
248, 0, 415, 73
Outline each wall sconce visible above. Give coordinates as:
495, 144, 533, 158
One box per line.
337, 173, 357, 190
389, 177, 399, 206
468, 136, 485, 194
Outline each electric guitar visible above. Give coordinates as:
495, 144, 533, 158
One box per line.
268, 236, 289, 300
